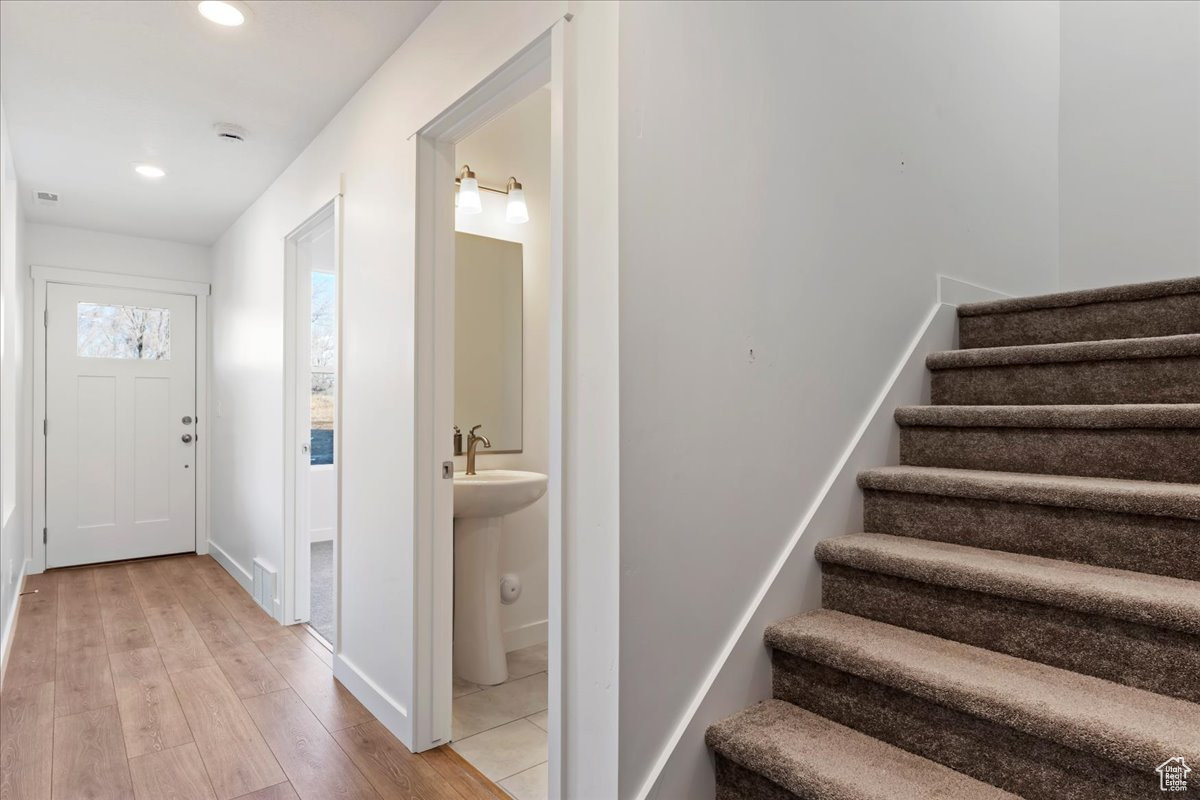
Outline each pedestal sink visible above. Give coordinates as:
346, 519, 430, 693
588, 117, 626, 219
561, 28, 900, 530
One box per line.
453, 470, 547, 685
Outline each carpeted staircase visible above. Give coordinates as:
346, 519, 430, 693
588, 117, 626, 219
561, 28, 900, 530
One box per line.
706, 276, 1200, 800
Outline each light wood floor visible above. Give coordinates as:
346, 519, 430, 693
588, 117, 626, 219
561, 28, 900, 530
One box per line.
0, 554, 509, 800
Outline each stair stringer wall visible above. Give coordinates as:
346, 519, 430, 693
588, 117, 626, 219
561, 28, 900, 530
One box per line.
640, 277, 1009, 800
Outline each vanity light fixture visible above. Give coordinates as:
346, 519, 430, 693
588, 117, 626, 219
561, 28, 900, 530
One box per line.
456, 166, 483, 215
454, 166, 530, 224
505, 178, 529, 224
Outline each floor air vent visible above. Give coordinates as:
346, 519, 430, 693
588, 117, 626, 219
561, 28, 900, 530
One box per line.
252, 558, 277, 616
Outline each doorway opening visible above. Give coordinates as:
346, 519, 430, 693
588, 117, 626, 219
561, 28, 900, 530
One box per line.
447, 86, 552, 793
284, 198, 341, 647
412, 29, 564, 799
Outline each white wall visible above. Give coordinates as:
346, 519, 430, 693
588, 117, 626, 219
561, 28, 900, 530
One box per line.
454, 89, 551, 652
208, 0, 569, 752
1060, 0, 1200, 290
309, 467, 336, 542
1, 100, 32, 672
617, 2, 1060, 797
25, 223, 211, 283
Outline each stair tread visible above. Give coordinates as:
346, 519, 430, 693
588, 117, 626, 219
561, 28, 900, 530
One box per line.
817, 533, 1200, 634
958, 276, 1200, 318
858, 465, 1200, 520
765, 610, 1200, 771
927, 332, 1200, 370
895, 403, 1200, 428
706, 699, 1021, 800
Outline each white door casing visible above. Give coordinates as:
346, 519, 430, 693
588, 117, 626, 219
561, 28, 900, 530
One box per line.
412, 28, 561, 766
45, 282, 197, 567
283, 197, 341, 630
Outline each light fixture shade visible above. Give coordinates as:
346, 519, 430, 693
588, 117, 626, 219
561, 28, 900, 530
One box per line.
505, 187, 529, 224
458, 177, 482, 214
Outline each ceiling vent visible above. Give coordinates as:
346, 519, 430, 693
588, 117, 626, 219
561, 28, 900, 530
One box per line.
213, 123, 247, 143
33, 190, 59, 206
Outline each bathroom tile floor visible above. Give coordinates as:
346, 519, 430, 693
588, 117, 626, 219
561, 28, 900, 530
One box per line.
451, 642, 549, 799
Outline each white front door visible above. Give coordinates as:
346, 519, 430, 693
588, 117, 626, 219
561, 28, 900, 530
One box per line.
45, 283, 197, 567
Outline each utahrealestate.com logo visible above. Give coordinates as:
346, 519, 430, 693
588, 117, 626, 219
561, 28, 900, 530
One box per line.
1158, 757, 1192, 792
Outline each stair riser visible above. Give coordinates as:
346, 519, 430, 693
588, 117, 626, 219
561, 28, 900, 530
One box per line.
714, 757, 801, 800
930, 357, 1200, 405
959, 293, 1200, 349
862, 489, 1200, 580
821, 563, 1200, 703
772, 652, 1166, 800
898, 427, 1200, 484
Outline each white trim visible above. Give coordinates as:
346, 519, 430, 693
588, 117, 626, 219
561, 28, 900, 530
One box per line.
635, 297, 963, 799
0, 557, 29, 687
31, 276, 45, 573
412, 129, 456, 752
209, 541, 285, 623
546, 22, 567, 794
29, 266, 211, 574
937, 273, 1015, 306
195, 293, 210, 556
283, 198, 342, 630
411, 28, 564, 787
412, 35, 554, 142
208, 539, 252, 592
30, 265, 210, 297
503, 619, 548, 653
335, 652, 409, 734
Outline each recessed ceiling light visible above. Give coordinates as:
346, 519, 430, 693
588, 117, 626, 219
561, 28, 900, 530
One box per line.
197, 0, 248, 27
135, 164, 167, 179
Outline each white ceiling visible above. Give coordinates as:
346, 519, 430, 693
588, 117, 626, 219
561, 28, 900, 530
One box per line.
0, 0, 438, 244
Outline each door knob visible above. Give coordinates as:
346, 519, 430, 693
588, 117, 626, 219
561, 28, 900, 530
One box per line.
181, 434, 194, 444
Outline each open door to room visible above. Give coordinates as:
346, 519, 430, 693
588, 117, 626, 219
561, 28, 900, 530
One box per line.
285, 199, 340, 645
411, 29, 563, 797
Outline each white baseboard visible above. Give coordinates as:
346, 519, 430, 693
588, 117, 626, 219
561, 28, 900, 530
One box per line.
937, 273, 1015, 306
207, 539, 253, 592
503, 619, 548, 653
0, 558, 29, 688
208, 541, 285, 622
334, 653, 410, 743
640, 300, 963, 799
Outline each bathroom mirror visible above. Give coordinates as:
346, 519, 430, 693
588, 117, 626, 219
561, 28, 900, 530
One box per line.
455, 232, 523, 453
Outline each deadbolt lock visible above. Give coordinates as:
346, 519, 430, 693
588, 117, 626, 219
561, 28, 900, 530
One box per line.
181, 434, 194, 444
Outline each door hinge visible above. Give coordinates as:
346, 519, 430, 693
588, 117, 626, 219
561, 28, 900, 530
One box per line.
43, 309, 48, 327
43, 528, 47, 545
43, 419, 47, 436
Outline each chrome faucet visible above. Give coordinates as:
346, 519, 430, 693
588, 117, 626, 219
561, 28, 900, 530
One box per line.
465, 424, 491, 475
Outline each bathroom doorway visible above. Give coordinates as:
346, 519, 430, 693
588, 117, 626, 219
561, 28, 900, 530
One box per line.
284, 198, 341, 646
446, 86, 552, 795
412, 30, 564, 799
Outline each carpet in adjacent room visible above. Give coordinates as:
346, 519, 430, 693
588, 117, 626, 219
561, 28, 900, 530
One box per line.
310, 540, 334, 643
